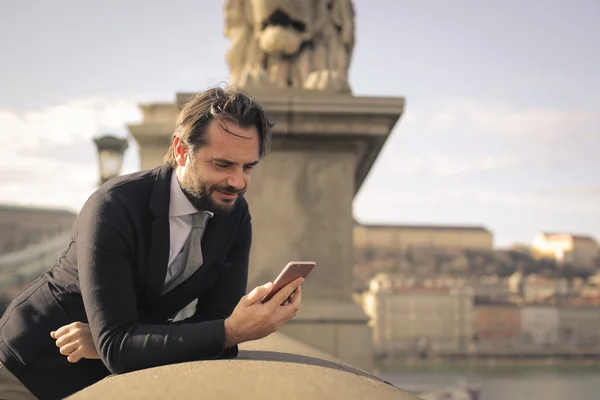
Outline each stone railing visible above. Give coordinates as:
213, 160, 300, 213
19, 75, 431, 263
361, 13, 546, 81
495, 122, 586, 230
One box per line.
69, 332, 419, 400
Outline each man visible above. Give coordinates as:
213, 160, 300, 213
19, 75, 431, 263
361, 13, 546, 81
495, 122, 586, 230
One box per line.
0, 87, 303, 400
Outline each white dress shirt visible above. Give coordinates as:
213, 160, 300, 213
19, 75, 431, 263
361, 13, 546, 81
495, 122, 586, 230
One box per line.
164, 172, 213, 286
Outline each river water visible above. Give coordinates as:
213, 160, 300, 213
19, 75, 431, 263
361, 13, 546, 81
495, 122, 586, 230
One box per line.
376, 366, 600, 400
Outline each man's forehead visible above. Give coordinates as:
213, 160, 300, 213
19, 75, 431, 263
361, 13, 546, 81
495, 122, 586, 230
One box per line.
203, 120, 260, 163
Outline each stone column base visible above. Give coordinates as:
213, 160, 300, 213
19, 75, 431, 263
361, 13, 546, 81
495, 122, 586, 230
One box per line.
278, 299, 374, 372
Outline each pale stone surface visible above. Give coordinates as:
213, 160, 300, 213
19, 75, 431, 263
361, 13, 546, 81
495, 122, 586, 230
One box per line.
128, 103, 177, 169
223, 0, 355, 92
244, 151, 355, 300
68, 333, 419, 400
279, 301, 375, 371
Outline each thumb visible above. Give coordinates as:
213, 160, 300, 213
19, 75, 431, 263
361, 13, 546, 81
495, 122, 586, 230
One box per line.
245, 282, 274, 304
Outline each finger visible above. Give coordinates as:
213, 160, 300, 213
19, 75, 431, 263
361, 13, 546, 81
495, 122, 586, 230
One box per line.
270, 278, 304, 306
67, 349, 84, 363
55, 331, 79, 348
288, 285, 302, 307
53, 324, 74, 339
276, 286, 302, 319
59, 341, 79, 356
281, 285, 299, 306
245, 282, 274, 305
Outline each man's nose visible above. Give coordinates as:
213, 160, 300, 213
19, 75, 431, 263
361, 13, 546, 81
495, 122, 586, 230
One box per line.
227, 171, 245, 190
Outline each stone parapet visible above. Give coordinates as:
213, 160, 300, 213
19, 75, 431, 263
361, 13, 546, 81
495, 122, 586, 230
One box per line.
68, 333, 417, 400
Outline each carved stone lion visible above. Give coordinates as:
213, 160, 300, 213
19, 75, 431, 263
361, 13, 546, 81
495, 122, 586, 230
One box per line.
224, 0, 355, 93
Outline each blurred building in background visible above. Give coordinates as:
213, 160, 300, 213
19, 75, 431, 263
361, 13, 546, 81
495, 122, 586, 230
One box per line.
362, 273, 474, 358
354, 223, 493, 253
532, 232, 599, 269
0, 204, 75, 254
353, 223, 495, 289
354, 224, 600, 360
472, 299, 521, 346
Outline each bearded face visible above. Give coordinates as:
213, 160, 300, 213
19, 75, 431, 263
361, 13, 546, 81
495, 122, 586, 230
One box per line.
174, 119, 260, 215
179, 156, 246, 214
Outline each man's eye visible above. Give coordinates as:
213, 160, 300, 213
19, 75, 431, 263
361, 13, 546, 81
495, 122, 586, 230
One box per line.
215, 164, 229, 169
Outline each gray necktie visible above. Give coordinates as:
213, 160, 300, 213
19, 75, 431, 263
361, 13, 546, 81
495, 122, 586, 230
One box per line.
162, 212, 208, 295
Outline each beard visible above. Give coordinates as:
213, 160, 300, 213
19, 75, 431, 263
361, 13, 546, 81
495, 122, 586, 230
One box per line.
178, 162, 246, 214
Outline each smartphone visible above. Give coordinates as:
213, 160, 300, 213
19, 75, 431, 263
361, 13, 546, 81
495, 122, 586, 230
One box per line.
260, 261, 316, 304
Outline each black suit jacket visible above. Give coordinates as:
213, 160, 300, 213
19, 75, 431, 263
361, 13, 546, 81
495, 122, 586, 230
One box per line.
0, 164, 252, 400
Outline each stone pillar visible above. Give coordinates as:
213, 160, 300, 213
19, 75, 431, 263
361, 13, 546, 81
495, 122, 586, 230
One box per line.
128, 103, 178, 170
130, 90, 405, 373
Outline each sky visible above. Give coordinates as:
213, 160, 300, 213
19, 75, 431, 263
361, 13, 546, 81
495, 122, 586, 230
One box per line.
0, 0, 598, 247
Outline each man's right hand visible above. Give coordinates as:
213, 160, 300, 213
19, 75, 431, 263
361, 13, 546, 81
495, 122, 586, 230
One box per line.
51, 322, 100, 362
224, 277, 304, 348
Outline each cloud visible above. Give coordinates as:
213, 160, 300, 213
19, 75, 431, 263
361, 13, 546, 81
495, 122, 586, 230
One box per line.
0, 98, 139, 147
388, 154, 520, 177
375, 96, 599, 180
533, 185, 600, 198
0, 97, 144, 211
355, 185, 534, 210
354, 183, 600, 234
420, 97, 598, 141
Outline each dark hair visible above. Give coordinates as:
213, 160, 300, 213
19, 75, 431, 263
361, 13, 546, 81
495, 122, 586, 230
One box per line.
163, 86, 274, 167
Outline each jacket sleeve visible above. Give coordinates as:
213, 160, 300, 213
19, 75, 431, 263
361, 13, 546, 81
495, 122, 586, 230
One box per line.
76, 191, 250, 374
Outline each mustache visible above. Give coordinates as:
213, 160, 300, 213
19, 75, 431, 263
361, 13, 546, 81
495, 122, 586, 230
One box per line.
213, 185, 245, 195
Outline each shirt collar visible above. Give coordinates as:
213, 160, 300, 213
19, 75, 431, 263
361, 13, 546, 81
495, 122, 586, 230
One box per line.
169, 170, 214, 219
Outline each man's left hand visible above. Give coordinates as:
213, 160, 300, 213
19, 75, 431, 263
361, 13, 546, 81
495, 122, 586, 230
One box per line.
50, 322, 100, 362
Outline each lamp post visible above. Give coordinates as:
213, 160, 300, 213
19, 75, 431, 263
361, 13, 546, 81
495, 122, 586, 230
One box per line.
93, 135, 129, 186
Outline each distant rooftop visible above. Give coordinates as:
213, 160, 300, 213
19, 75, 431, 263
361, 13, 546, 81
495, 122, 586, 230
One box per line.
540, 232, 598, 244
0, 203, 77, 216
355, 220, 491, 233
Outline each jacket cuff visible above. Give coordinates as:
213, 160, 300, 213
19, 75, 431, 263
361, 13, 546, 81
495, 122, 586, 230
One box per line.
217, 318, 239, 359
220, 345, 239, 359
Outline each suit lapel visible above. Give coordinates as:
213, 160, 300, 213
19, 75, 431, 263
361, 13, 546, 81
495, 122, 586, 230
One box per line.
143, 216, 170, 306
143, 164, 172, 307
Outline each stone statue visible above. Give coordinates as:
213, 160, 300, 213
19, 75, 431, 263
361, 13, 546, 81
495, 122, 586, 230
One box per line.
223, 0, 356, 93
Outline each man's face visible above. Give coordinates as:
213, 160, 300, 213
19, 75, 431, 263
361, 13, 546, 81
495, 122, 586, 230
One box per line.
174, 119, 260, 214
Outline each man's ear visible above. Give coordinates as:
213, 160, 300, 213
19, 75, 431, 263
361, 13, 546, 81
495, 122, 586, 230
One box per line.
173, 137, 187, 167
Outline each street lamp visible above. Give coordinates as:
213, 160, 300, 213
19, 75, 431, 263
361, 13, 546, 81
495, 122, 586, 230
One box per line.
93, 135, 129, 186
